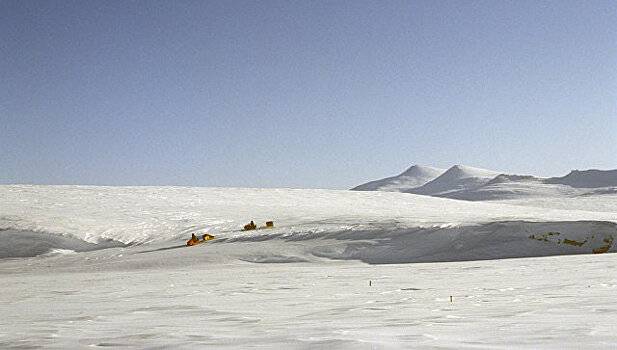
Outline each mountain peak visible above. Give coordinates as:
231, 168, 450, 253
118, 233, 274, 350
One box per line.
440, 165, 500, 179
410, 165, 501, 195
400, 165, 445, 177
352, 164, 445, 192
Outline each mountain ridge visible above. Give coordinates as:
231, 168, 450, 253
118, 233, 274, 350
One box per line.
409, 165, 501, 195
352, 165, 617, 201
545, 169, 617, 188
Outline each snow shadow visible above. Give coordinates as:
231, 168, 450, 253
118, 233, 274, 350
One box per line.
216, 221, 616, 264
0, 229, 127, 259
310, 221, 617, 264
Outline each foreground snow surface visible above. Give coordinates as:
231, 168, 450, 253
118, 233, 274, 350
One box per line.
1, 185, 617, 348
2, 252, 617, 349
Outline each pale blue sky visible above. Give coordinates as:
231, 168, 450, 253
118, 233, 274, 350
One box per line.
2, 0, 616, 189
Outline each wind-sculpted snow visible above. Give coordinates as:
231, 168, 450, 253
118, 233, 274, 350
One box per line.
213, 220, 617, 264
0, 229, 125, 259
4, 253, 617, 349
1, 185, 616, 261
310, 221, 617, 263
2, 185, 617, 349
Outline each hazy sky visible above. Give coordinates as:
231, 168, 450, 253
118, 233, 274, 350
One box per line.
2, 0, 616, 189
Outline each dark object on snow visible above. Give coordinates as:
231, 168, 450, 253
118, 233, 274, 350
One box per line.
187, 233, 215, 246
187, 233, 200, 246
202, 233, 215, 241
243, 221, 257, 231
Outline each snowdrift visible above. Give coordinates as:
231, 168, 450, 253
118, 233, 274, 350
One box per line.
213, 220, 616, 264
308, 220, 617, 264
0, 229, 125, 259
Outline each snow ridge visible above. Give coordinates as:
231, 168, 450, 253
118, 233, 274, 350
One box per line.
353, 164, 617, 201
545, 169, 617, 188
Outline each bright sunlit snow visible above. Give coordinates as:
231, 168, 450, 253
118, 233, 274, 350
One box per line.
1, 184, 616, 348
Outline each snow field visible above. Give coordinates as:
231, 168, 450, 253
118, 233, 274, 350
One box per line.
1, 185, 616, 246
1, 253, 616, 349
1, 184, 617, 348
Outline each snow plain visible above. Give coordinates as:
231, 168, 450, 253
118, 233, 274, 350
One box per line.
1, 185, 617, 349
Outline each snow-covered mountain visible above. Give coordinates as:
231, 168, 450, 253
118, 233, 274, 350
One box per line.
443, 175, 578, 201
545, 169, 617, 188
353, 165, 617, 201
443, 169, 617, 201
409, 165, 501, 196
351, 165, 445, 192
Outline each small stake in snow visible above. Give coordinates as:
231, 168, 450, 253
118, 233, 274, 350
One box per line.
450, 296, 453, 303
369, 280, 372, 287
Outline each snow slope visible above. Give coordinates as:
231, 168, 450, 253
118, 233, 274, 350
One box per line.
546, 169, 617, 188
443, 175, 580, 201
409, 165, 501, 196
2, 253, 617, 349
351, 165, 445, 192
442, 171, 617, 201
497, 193, 617, 212
1, 185, 616, 262
2, 185, 617, 349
